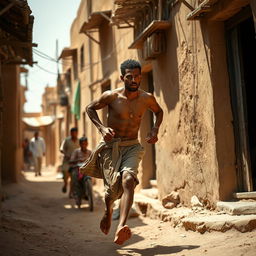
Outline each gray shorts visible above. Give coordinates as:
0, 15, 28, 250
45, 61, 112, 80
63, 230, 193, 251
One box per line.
98, 143, 145, 203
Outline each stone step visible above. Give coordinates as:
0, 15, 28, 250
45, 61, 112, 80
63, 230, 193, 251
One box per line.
182, 214, 256, 233
217, 201, 256, 215
140, 188, 159, 199
134, 193, 256, 233
134, 193, 193, 223
233, 192, 256, 200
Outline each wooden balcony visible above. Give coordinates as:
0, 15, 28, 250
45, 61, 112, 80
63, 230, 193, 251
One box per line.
128, 20, 171, 49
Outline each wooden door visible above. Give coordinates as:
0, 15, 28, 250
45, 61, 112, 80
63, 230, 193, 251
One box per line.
226, 14, 254, 192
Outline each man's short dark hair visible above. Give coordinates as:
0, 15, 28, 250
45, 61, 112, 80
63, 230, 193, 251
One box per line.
120, 59, 141, 76
70, 127, 78, 133
79, 136, 88, 144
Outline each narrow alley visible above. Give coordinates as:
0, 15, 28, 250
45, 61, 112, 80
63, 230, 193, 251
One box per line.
1, 1, 256, 255
1, 168, 255, 256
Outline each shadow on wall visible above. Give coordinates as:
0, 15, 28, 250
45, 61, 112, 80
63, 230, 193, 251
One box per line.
153, 4, 182, 113
99, 21, 118, 78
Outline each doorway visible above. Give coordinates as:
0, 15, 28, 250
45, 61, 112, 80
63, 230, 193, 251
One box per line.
148, 71, 156, 179
226, 7, 256, 191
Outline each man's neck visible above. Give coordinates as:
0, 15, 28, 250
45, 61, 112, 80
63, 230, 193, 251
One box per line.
123, 88, 139, 100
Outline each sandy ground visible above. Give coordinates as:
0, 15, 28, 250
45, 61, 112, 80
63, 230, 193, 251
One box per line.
0, 168, 256, 256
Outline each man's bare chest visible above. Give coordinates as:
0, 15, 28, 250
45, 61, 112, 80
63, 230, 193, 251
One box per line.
109, 97, 147, 119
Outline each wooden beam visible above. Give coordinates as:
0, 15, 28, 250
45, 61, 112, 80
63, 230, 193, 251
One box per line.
99, 12, 112, 22
5, 60, 37, 65
187, 5, 212, 20
118, 25, 133, 29
0, 40, 37, 47
186, 0, 213, 20
179, 0, 194, 11
114, 18, 134, 28
83, 31, 100, 44
0, 2, 16, 17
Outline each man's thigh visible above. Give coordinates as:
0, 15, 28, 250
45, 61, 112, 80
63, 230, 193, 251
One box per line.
120, 144, 145, 178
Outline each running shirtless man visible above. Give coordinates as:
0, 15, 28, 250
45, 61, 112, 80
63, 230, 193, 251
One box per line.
86, 59, 163, 245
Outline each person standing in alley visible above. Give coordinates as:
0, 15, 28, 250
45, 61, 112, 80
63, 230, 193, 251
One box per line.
23, 138, 31, 171
80, 59, 163, 245
60, 127, 79, 197
30, 131, 46, 177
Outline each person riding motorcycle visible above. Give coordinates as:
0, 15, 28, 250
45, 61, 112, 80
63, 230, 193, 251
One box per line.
69, 136, 92, 207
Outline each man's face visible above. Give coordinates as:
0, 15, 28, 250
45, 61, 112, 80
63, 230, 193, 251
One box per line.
121, 68, 142, 92
34, 132, 39, 139
80, 141, 88, 151
71, 131, 78, 139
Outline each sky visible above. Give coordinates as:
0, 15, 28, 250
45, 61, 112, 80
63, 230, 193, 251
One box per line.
23, 0, 81, 113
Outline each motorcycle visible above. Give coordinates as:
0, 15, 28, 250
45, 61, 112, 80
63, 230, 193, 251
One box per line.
70, 162, 93, 211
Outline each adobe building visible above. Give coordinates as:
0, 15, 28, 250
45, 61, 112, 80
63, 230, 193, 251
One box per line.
0, 0, 35, 198
58, 0, 256, 207
41, 85, 64, 167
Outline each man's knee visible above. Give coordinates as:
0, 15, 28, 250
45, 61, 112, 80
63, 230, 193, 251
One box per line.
122, 172, 135, 189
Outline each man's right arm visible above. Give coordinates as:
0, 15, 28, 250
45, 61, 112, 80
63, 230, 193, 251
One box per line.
86, 90, 115, 142
60, 139, 66, 154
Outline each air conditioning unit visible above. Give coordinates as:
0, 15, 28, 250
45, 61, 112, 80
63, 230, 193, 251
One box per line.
142, 31, 166, 60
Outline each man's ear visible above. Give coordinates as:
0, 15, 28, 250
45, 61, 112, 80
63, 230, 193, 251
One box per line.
120, 75, 124, 81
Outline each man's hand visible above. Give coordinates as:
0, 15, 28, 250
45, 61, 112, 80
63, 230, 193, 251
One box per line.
101, 127, 115, 142
146, 127, 158, 144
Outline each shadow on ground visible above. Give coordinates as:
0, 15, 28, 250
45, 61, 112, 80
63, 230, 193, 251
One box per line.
120, 245, 200, 256
1, 168, 149, 256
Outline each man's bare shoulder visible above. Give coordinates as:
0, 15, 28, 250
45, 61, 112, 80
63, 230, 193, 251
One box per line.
139, 89, 155, 102
104, 88, 126, 100
100, 89, 120, 104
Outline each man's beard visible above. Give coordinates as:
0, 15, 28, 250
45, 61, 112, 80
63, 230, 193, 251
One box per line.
125, 83, 139, 92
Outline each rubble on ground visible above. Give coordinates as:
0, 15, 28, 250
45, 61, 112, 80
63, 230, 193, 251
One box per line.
134, 192, 256, 234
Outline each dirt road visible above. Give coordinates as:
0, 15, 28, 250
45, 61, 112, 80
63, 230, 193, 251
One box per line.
1, 168, 256, 256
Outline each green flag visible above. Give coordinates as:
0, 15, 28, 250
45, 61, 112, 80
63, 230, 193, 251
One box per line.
71, 81, 80, 120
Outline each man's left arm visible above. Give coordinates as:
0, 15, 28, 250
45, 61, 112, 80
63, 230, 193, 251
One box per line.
146, 94, 163, 144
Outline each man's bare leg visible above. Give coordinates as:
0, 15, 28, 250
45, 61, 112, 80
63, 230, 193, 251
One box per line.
100, 194, 113, 235
114, 172, 134, 245
62, 171, 69, 193
34, 157, 38, 177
